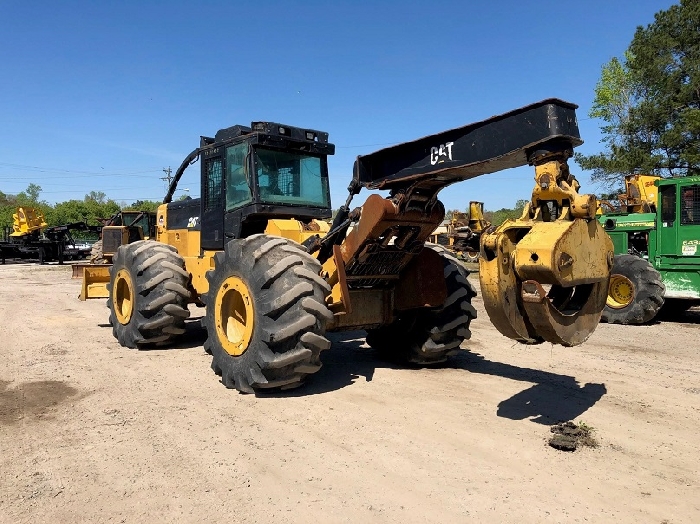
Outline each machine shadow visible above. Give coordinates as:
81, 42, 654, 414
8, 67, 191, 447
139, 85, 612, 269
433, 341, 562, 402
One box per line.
658, 307, 700, 325
268, 333, 607, 425
264, 331, 385, 397
448, 351, 607, 425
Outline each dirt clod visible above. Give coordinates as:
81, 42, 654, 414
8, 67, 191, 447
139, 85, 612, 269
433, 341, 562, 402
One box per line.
549, 421, 598, 451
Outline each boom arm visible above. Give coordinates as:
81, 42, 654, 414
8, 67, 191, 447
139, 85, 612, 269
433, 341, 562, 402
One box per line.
352, 99, 581, 207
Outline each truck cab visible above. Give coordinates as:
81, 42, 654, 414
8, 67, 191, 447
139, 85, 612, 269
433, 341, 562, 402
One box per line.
654, 176, 700, 299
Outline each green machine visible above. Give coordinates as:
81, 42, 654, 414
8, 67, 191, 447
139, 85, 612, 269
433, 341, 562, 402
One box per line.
600, 176, 700, 323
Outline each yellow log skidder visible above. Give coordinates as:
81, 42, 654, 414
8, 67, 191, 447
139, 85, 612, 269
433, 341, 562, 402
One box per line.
105, 99, 613, 393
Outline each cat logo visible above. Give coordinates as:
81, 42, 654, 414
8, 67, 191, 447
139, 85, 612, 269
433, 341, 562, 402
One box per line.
187, 216, 200, 229
430, 142, 455, 165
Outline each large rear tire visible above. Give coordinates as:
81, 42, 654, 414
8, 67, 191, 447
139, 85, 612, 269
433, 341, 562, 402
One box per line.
602, 254, 665, 325
203, 234, 333, 393
365, 244, 477, 364
108, 240, 191, 347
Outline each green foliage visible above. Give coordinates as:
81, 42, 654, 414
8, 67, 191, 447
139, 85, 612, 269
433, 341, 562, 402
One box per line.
0, 184, 147, 233
85, 191, 108, 205
126, 200, 161, 214
24, 183, 43, 203
576, 0, 700, 188
47, 198, 121, 227
484, 199, 527, 227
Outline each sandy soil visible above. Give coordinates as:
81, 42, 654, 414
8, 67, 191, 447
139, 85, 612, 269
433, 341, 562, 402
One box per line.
1, 262, 699, 523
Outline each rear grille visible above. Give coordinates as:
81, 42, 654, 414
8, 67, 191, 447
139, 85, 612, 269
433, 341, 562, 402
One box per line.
102, 228, 123, 254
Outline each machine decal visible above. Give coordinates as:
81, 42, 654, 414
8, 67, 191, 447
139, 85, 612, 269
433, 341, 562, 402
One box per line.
681, 239, 699, 256
430, 142, 454, 165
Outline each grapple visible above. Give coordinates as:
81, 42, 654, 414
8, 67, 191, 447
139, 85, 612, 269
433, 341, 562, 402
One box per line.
479, 157, 613, 346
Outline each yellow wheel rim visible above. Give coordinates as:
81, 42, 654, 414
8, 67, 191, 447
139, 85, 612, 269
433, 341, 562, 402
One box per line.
607, 274, 635, 309
112, 268, 135, 324
215, 276, 254, 356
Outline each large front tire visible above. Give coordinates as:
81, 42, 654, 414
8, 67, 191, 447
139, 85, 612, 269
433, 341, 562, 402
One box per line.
365, 244, 477, 364
203, 234, 333, 393
108, 240, 191, 347
602, 254, 665, 324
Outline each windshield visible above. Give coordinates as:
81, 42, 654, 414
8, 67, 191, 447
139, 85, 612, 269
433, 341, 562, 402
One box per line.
122, 212, 152, 236
255, 147, 330, 208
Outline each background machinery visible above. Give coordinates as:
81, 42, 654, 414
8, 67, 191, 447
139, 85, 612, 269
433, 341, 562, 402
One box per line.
443, 202, 491, 262
1, 207, 98, 264
79, 209, 157, 300
597, 174, 659, 216
106, 99, 614, 393
600, 175, 700, 324
90, 209, 157, 264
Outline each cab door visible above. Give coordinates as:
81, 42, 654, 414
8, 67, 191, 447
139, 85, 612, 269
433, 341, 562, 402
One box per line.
655, 182, 700, 300
655, 184, 678, 258
201, 149, 225, 250
677, 184, 700, 258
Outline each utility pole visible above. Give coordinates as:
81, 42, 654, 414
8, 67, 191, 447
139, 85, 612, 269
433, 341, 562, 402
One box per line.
161, 167, 173, 190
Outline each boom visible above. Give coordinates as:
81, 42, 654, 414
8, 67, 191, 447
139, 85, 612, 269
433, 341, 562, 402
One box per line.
351, 99, 581, 199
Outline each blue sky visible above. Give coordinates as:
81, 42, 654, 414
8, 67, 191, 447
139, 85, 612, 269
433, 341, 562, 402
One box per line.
0, 0, 677, 212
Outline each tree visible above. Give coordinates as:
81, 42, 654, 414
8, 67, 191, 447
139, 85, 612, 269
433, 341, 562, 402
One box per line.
0, 190, 7, 205
85, 191, 107, 205
576, 0, 700, 188
484, 199, 527, 227
15, 183, 44, 206
48, 198, 120, 227
25, 183, 42, 203
127, 200, 161, 213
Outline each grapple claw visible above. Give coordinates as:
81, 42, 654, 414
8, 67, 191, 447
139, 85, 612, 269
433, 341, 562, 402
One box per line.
519, 279, 610, 346
479, 158, 614, 347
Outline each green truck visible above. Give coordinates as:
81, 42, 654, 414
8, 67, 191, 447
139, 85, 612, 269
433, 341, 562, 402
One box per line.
600, 175, 700, 324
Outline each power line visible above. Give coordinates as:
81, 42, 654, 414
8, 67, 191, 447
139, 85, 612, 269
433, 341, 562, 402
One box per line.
0, 162, 163, 176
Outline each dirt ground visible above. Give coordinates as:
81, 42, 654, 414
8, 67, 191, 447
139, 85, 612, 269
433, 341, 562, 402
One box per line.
1, 262, 698, 524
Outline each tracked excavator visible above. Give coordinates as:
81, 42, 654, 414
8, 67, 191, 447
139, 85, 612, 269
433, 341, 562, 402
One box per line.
106, 99, 614, 393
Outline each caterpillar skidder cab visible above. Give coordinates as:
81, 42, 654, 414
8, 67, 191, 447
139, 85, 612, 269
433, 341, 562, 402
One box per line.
106, 99, 614, 393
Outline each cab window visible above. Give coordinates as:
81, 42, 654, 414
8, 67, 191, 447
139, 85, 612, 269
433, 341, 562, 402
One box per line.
204, 158, 223, 212
255, 147, 329, 208
226, 143, 252, 210
681, 185, 700, 226
660, 185, 676, 227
